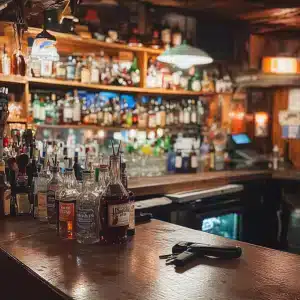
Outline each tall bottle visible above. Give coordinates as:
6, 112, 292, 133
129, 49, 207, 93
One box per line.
121, 162, 135, 236
14, 154, 31, 216
0, 140, 11, 218
35, 153, 51, 222
100, 154, 130, 244
58, 168, 79, 239
76, 171, 100, 244
2, 44, 11, 75
209, 141, 216, 171
73, 90, 81, 124
47, 163, 63, 228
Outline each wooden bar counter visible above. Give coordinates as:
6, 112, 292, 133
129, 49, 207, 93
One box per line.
1, 217, 300, 300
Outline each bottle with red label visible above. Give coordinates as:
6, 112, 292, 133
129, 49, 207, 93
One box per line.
58, 167, 79, 240
100, 153, 130, 244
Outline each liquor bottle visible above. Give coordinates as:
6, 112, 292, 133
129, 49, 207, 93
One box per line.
100, 154, 130, 244
73, 90, 81, 124
28, 148, 39, 217
148, 99, 156, 128
0, 140, 11, 218
15, 154, 31, 216
39, 97, 46, 124
191, 99, 197, 124
189, 70, 202, 92
150, 27, 161, 49
184, 100, 191, 124
129, 56, 140, 87
76, 170, 100, 244
175, 149, 183, 173
161, 22, 171, 50
90, 57, 100, 84
11, 47, 26, 76
189, 147, 198, 173
75, 57, 82, 81
81, 57, 91, 84
209, 141, 216, 171
73, 152, 82, 181
58, 167, 79, 239
47, 163, 63, 228
63, 94, 73, 124
121, 162, 135, 236
172, 23, 182, 47
35, 152, 51, 222
45, 95, 54, 125
57, 94, 64, 125
55, 61, 66, 80
1, 44, 11, 75
66, 56, 76, 80
33, 94, 40, 124
128, 26, 142, 47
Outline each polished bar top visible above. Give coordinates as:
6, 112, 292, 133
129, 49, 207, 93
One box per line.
1, 218, 300, 300
129, 169, 271, 196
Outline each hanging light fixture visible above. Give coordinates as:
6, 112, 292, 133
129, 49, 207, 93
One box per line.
157, 0, 213, 69
157, 41, 213, 69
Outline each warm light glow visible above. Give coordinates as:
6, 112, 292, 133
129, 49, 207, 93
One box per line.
255, 112, 268, 125
97, 129, 105, 139
262, 57, 299, 74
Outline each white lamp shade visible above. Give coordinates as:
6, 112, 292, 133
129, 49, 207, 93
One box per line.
157, 43, 213, 69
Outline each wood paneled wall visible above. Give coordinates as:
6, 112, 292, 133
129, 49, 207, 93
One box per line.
272, 88, 300, 168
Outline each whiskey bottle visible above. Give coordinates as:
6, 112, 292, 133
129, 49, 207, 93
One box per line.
15, 154, 31, 216
100, 154, 130, 244
47, 164, 63, 228
76, 170, 100, 244
58, 168, 79, 239
36, 153, 51, 222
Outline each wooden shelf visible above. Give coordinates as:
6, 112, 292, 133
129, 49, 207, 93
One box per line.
35, 124, 200, 131
0, 75, 27, 85
8, 118, 28, 123
24, 26, 163, 56
28, 77, 212, 96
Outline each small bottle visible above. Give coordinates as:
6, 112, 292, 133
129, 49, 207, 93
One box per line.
175, 149, 183, 173
76, 171, 100, 244
1, 44, 11, 75
47, 164, 63, 228
58, 168, 79, 239
209, 141, 216, 171
100, 154, 130, 244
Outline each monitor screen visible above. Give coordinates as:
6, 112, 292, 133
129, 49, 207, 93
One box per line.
232, 134, 251, 145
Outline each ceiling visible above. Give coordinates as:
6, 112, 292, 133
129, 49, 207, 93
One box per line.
140, 0, 300, 33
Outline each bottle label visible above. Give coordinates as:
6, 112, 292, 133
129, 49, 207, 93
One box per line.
38, 192, 47, 218
77, 208, 95, 230
128, 202, 135, 230
184, 111, 190, 124
108, 203, 130, 227
172, 33, 182, 47
73, 104, 81, 122
41, 60, 53, 77
161, 29, 171, 44
210, 153, 215, 169
66, 66, 75, 80
4, 189, 11, 216
59, 202, 75, 222
191, 156, 198, 169
175, 156, 182, 168
91, 68, 100, 83
192, 80, 201, 92
64, 107, 73, 119
191, 112, 197, 124
16, 193, 31, 214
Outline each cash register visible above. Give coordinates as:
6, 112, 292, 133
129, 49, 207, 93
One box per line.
227, 133, 270, 169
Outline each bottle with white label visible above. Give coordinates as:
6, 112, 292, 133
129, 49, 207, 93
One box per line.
35, 153, 51, 222
100, 154, 130, 244
175, 149, 183, 173
76, 171, 100, 244
72, 90, 81, 124
190, 147, 198, 173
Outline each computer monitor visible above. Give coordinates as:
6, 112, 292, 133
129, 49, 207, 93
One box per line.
229, 133, 252, 150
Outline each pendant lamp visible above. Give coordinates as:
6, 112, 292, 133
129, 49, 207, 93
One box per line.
157, 0, 213, 69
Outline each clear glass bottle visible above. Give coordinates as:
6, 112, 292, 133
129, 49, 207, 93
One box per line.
72, 90, 81, 124
47, 165, 63, 228
63, 93, 73, 124
76, 171, 100, 244
100, 155, 130, 244
36, 154, 51, 222
58, 168, 79, 240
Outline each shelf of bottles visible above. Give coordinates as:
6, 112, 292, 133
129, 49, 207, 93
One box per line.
30, 89, 205, 131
